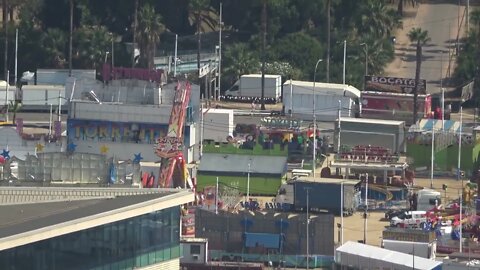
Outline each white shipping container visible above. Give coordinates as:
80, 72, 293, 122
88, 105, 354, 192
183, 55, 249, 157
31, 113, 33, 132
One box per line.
202, 108, 234, 142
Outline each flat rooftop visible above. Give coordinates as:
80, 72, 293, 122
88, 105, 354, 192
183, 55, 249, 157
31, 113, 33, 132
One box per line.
0, 187, 194, 251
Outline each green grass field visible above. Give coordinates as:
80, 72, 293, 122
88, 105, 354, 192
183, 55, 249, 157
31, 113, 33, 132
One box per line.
203, 143, 287, 156
197, 174, 284, 196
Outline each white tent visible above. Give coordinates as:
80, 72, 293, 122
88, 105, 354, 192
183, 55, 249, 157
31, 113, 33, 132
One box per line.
335, 241, 442, 270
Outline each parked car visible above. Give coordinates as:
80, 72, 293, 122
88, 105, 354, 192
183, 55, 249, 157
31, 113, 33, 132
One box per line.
385, 208, 408, 220
390, 211, 427, 228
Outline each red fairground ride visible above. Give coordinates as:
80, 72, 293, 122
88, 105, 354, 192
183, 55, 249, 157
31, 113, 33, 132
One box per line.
152, 80, 193, 189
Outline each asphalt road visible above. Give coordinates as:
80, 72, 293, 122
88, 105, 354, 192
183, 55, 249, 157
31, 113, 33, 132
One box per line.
385, 1, 466, 94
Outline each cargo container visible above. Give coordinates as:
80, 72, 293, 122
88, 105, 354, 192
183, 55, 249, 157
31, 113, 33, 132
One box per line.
282, 80, 361, 121
276, 178, 361, 215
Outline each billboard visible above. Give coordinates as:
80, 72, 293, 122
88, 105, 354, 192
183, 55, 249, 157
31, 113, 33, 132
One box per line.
365, 75, 426, 94
67, 119, 169, 144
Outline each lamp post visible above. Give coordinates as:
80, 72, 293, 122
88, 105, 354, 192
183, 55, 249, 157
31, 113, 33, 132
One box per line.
457, 106, 462, 181
305, 187, 312, 270
312, 59, 323, 178
247, 162, 251, 202
430, 128, 435, 188
364, 173, 368, 244
342, 40, 346, 85
340, 180, 344, 245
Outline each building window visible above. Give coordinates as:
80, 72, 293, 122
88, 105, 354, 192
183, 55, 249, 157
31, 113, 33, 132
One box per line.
190, 245, 201, 255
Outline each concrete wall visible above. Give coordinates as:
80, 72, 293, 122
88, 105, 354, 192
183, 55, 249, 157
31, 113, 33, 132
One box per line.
195, 208, 334, 256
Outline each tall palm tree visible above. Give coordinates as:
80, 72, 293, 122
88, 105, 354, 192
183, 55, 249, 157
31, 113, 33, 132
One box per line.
188, 0, 217, 71
408, 27, 430, 125
137, 4, 165, 69
3, 0, 7, 81
471, 9, 480, 98
132, 0, 138, 67
222, 43, 259, 84
42, 28, 67, 68
358, 0, 401, 39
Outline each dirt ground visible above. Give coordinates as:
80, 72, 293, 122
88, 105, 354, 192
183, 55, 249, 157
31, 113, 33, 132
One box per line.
334, 176, 468, 247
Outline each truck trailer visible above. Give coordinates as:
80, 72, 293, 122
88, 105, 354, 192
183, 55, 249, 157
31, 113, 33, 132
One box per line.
224, 74, 282, 102
283, 80, 361, 121
360, 91, 433, 125
276, 178, 361, 215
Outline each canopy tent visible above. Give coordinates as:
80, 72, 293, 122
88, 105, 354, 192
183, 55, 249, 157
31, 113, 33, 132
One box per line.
335, 241, 442, 270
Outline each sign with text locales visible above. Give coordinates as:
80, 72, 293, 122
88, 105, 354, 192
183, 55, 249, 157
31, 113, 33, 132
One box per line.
261, 117, 302, 129
365, 75, 426, 94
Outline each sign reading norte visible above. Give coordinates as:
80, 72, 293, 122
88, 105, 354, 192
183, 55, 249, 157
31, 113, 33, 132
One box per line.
67, 119, 168, 144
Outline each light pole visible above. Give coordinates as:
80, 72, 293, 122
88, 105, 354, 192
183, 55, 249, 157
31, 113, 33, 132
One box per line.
343, 40, 346, 85
247, 162, 251, 202
430, 128, 435, 189
340, 180, 344, 245
360, 43, 368, 76
338, 100, 341, 153
305, 187, 311, 270
364, 173, 368, 244
313, 59, 323, 178
457, 106, 463, 181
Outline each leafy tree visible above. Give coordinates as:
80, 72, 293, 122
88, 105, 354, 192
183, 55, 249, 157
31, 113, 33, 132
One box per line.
188, 0, 217, 70
270, 32, 324, 80
408, 27, 430, 125
356, 0, 401, 39
222, 43, 259, 88
8, 100, 21, 124
73, 26, 112, 69
41, 28, 67, 68
136, 4, 165, 69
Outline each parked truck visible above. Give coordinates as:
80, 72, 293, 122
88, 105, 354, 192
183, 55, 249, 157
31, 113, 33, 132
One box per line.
275, 179, 361, 215
224, 74, 282, 102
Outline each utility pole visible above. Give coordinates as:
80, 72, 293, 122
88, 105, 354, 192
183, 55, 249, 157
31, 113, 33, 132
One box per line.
364, 173, 368, 244
69, 0, 73, 76
313, 59, 323, 178
260, 0, 267, 110
132, 0, 138, 68
457, 106, 463, 180
326, 0, 330, 83
430, 128, 435, 189
174, 34, 178, 77
14, 28, 17, 84
247, 162, 251, 202
218, 2, 223, 100
305, 187, 311, 270
3, 0, 8, 81
342, 40, 346, 85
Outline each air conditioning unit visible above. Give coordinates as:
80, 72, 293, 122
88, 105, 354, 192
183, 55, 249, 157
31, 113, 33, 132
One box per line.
192, 255, 199, 260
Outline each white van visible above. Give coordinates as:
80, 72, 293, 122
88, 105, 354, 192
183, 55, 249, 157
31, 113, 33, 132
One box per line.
416, 189, 441, 211
390, 211, 427, 228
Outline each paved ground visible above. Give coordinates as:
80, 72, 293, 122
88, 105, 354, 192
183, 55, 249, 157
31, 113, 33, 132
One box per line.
333, 176, 468, 248
384, 1, 466, 94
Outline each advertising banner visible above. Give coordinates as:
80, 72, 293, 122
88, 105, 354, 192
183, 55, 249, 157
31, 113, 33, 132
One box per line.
365, 75, 426, 94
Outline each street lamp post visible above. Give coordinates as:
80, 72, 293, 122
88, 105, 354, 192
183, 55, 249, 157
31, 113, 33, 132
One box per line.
313, 59, 323, 178
364, 173, 368, 244
305, 187, 311, 270
342, 40, 346, 85
247, 162, 251, 202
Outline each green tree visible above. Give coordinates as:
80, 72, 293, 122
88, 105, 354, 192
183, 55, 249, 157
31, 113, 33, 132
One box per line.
222, 43, 259, 87
41, 28, 67, 68
188, 0, 217, 71
73, 26, 112, 69
270, 32, 324, 80
408, 27, 430, 125
356, 0, 401, 39
8, 100, 21, 124
137, 4, 165, 69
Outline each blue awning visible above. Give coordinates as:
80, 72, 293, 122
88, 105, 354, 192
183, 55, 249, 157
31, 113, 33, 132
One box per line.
244, 233, 281, 249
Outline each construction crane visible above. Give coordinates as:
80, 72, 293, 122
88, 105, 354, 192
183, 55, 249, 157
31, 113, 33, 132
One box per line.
152, 80, 192, 188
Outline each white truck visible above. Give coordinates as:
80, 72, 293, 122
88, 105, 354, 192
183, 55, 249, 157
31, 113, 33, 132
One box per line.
224, 74, 282, 102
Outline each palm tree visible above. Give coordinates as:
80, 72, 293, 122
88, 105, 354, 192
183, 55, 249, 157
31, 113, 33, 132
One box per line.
8, 100, 21, 124
3, 0, 8, 81
358, 0, 401, 39
136, 4, 165, 69
132, 0, 138, 67
471, 9, 480, 100
408, 27, 430, 125
42, 28, 67, 68
222, 43, 259, 84
188, 0, 217, 71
